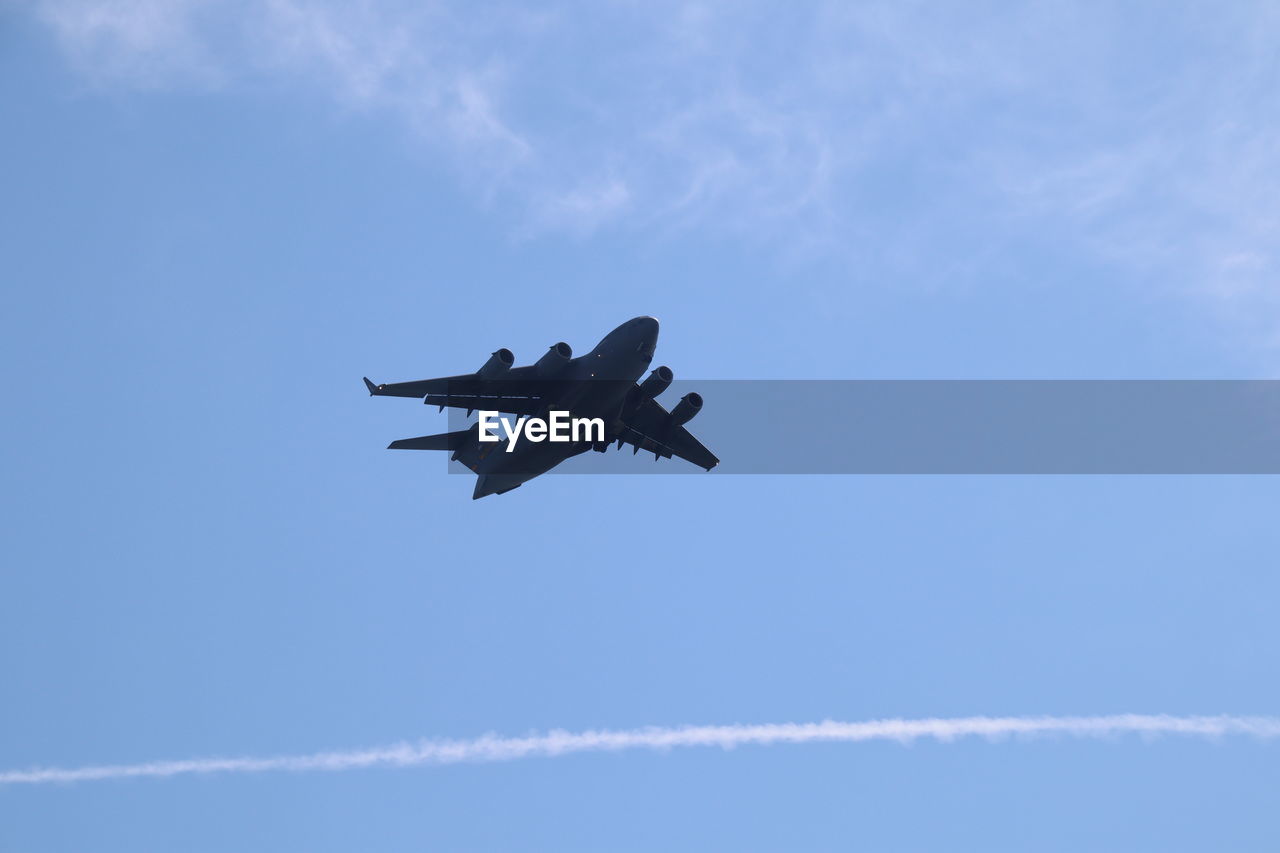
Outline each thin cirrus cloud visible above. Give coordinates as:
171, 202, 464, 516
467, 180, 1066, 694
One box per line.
4, 714, 1280, 786
28, 1, 1280, 335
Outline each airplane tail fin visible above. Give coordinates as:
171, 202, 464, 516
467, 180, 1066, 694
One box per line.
387, 430, 471, 451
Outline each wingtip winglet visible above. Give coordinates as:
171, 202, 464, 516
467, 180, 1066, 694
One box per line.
363, 377, 379, 396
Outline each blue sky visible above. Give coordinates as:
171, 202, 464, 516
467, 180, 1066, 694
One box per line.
2, 2, 1280, 850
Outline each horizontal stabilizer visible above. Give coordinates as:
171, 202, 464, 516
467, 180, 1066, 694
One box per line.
388, 430, 471, 451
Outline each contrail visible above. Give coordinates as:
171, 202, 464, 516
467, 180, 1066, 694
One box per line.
4, 714, 1278, 786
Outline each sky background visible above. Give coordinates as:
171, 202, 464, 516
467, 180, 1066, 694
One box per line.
3, 2, 1280, 850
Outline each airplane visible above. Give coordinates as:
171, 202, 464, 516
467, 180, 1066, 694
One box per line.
364, 316, 718, 499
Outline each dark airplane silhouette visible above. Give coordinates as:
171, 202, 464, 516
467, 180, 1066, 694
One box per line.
364, 317, 718, 498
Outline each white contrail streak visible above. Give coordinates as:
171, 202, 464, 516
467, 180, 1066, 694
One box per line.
4, 714, 1278, 786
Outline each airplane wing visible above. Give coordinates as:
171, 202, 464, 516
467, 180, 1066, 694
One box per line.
617, 394, 719, 471
421, 393, 544, 417
363, 369, 547, 416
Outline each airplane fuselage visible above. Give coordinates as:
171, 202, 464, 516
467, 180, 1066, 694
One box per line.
469, 316, 658, 497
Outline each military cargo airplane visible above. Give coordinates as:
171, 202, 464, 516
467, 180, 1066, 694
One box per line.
364, 317, 718, 499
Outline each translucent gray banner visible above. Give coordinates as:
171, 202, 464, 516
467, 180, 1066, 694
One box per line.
436, 381, 1280, 474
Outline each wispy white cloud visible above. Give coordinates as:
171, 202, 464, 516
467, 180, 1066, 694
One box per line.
37, 0, 223, 86
4, 714, 1279, 785
27, 1, 1280, 341
532, 176, 631, 236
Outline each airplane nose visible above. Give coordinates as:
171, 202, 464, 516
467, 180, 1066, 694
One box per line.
634, 316, 659, 338
634, 316, 658, 355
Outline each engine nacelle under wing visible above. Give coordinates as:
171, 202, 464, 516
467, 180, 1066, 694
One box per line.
638, 366, 673, 400
670, 392, 703, 426
536, 342, 573, 376
478, 348, 515, 378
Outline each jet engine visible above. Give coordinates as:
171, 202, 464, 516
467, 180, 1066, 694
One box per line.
670, 392, 703, 426
478, 348, 514, 378
638, 366, 673, 400
535, 342, 573, 376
